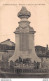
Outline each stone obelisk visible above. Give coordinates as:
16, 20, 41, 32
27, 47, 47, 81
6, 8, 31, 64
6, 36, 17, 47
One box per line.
9, 7, 41, 62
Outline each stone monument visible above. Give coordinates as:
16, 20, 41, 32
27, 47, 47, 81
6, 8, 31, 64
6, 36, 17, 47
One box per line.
9, 7, 41, 63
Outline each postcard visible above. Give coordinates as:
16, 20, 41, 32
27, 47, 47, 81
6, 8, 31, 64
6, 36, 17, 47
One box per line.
0, 0, 49, 79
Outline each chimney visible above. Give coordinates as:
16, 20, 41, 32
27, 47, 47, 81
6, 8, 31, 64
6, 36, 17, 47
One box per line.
7, 39, 10, 41
46, 44, 48, 51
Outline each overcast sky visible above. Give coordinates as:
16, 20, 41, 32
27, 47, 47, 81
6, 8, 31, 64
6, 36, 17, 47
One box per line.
0, 0, 49, 47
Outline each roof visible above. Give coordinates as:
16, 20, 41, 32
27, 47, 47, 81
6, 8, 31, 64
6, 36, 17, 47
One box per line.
0, 39, 15, 46
35, 45, 46, 51
35, 45, 49, 58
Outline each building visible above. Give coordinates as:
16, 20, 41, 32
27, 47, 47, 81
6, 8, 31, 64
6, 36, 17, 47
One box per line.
35, 45, 49, 69
0, 39, 15, 61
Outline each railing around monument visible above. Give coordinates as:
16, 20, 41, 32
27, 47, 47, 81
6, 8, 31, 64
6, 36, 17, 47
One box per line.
13, 65, 48, 74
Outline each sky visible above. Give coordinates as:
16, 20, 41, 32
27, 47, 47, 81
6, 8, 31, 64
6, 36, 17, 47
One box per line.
0, 0, 49, 47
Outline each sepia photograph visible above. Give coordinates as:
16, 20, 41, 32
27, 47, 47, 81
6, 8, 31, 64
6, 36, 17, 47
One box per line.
0, 0, 49, 78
